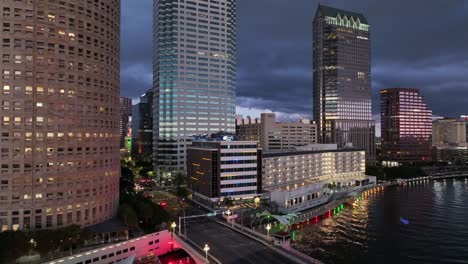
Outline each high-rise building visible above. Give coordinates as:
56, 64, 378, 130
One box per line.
153, 0, 237, 175
380, 88, 432, 164
120, 97, 132, 148
236, 113, 318, 153
313, 5, 376, 164
187, 136, 261, 208
0, 1, 120, 230
132, 90, 154, 162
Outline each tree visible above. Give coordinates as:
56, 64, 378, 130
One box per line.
223, 197, 234, 208
136, 201, 154, 226
0, 230, 28, 262
118, 203, 139, 228
120, 165, 135, 196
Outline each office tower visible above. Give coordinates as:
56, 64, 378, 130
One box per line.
0, 1, 120, 231
380, 88, 432, 165
120, 97, 132, 148
236, 113, 318, 153
132, 90, 154, 162
187, 136, 261, 208
153, 0, 237, 176
313, 5, 376, 164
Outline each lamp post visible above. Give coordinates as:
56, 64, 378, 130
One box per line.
266, 224, 271, 237
225, 209, 233, 227
29, 238, 36, 255
171, 222, 176, 237
203, 244, 210, 262
171, 222, 176, 251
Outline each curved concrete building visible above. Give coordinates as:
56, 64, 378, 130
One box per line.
0, 0, 120, 230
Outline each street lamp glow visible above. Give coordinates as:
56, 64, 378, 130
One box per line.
225, 209, 231, 216
266, 224, 271, 237
203, 244, 210, 260
171, 222, 177, 237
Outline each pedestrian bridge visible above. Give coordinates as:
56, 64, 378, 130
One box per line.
43, 230, 208, 264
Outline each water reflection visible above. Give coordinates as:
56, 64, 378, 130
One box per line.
293, 180, 468, 264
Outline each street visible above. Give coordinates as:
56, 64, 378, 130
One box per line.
185, 220, 297, 264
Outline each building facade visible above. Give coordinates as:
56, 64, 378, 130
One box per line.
236, 113, 318, 153
187, 138, 261, 208
0, 0, 120, 230
461, 115, 468, 143
380, 88, 432, 164
119, 97, 132, 148
432, 118, 466, 145
433, 146, 468, 164
132, 90, 154, 162
313, 5, 376, 164
262, 148, 372, 213
432, 118, 468, 164
153, 0, 237, 175
235, 115, 261, 141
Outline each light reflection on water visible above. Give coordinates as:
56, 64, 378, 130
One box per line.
293, 179, 468, 264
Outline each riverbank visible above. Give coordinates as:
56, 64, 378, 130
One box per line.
292, 176, 468, 263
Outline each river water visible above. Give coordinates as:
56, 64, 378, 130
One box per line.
293, 179, 468, 264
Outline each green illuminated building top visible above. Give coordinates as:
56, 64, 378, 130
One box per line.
316, 4, 369, 31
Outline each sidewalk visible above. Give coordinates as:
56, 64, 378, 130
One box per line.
214, 219, 323, 264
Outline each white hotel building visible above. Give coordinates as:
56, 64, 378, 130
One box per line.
187, 137, 261, 208
262, 148, 374, 213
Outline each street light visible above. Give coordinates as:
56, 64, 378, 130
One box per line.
203, 244, 210, 261
171, 222, 177, 237
225, 210, 234, 227
29, 238, 36, 255
171, 222, 176, 251
266, 224, 271, 237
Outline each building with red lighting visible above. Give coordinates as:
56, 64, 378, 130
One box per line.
380, 88, 432, 165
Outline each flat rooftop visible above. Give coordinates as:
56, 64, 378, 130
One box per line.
263, 148, 364, 158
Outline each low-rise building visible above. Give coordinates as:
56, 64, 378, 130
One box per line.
433, 145, 468, 164
262, 147, 374, 213
187, 135, 262, 208
236, 113, 318, 153
432, 118, 468, 164
433, 118, 466, 145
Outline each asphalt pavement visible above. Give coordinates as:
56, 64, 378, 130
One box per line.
185, 220, 298, 264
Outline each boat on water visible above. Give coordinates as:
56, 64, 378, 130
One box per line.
400, 217, 410, 225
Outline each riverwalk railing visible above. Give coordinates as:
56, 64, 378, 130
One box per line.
214, 220, 323, 264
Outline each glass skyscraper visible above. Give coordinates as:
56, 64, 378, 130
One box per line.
313, 5, 376, 164
380, 88, 432, 164
153, 0, 237, 175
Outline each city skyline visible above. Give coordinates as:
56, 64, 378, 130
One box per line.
122, 0, 468, 126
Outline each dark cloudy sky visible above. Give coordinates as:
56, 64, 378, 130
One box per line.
121, 0, 468, 134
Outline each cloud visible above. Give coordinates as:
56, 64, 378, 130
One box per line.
122, 0, 468, 135
236, 106, 308, 122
